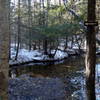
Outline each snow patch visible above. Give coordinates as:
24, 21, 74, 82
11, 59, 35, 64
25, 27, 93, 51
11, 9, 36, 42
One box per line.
10, 48, 68, 65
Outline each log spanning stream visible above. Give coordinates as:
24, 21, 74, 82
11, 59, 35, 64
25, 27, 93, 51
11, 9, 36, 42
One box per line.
9, 56, 100, 100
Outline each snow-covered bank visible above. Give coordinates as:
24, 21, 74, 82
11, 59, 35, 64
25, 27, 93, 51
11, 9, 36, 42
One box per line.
10, 48, 68, 65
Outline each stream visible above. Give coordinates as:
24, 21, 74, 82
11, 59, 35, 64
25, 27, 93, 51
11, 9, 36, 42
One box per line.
10, 56, 100, 100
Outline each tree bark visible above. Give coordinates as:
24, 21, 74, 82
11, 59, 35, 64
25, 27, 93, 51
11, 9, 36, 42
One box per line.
0, 0, 9, 99
43, 39, 48, 55
85, 0, 96, 100
28, 0, 32, 51
9, 0, 11, 60
15, 0, 21, 60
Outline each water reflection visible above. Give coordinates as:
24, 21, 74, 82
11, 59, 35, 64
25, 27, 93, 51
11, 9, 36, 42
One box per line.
13, 57, 100, 100
71, 70, 86, 100
96, 64, 100, 100
71, 64, 100, 100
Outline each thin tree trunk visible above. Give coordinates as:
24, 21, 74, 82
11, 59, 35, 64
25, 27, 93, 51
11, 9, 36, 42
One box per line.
64, 36, 68, 50
75, 35, 81, 53
59, 0, 62, 23
70, 36, 73, 49
15, 0, 21, 60
33, 41, 36, 50
15, 34, 17, 50
43, 39, 48, 55
28, 0, 32, 51
9, 0, 11, 60
42, 0, 48, 55
38, 40, 41, 50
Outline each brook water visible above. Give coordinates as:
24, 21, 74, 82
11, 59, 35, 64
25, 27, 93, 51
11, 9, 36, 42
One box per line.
12, 56, 100, 100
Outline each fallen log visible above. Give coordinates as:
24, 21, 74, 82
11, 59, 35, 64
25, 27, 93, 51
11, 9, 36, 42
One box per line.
9, 57, 68, 68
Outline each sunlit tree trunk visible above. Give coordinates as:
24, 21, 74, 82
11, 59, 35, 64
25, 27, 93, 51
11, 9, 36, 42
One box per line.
85, 0, 97, 100
0, 0, 9, 99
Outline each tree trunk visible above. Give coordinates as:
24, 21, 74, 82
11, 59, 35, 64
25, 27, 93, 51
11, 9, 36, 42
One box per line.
38, 40, 41, 50
9, 0, 11, 60
15, 0, 21, 60
59, 0, 62, 23
28, 0, 32, 51
86, 26, 96, 100
64, 36, 68, 50
0, 0, 9, 99
85, 0, 97, 100
43, 39, 48, 55
70, 36, 73, 49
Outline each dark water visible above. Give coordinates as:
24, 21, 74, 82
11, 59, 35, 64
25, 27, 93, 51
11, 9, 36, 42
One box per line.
14, 56, 100, 100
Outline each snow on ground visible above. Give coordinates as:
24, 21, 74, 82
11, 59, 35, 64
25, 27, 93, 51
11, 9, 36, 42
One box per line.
51, 50, 68, 59
10, 40, 84, 64
10, 48, 68, 64
11, 48, 42, 60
